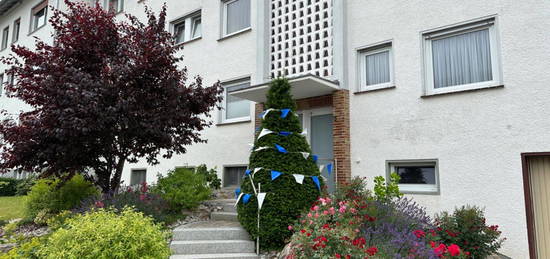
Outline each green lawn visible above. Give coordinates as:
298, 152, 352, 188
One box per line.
0, 196, 26, 221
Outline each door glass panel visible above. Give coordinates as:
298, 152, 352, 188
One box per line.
311, 114, 334, 193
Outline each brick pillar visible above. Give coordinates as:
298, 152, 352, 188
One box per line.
332, 89, 351, 185
254, 103, 265, 133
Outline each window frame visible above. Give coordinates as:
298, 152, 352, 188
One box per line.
220, 77, 251, 124
0, 73, 4, 96
12, 18, 20, 43
221, 0, 251, 37
422, 17, 501, 96
1, 26, 9, 50
386, 159, 440, 195
358, 43, 394, 92
30, 1, 48, 34
170, 10, 202, 45
223, 165, 248, 187
129, 168, 147, 186
104, 0, 124, 14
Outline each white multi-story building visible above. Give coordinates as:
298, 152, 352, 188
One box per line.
1, 0, 549, 257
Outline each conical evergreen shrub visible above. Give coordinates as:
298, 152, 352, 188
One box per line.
237, 78, 323, 249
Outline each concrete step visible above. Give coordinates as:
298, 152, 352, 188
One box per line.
170, 253, 258, 259
172, 227, 250, 241
171, 240, 255, 255
222, 203, 236, 213
210, 212, 238, 222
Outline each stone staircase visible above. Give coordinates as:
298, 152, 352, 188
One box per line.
171, 199, 258, 259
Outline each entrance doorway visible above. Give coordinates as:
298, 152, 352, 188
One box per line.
523, 153, 550, 259
299, 108, 335, 193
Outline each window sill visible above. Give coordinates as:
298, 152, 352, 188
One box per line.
175, 36, 202, 47
421, 84, 504, 98
28, 24, 46, 36
216, 118, 251, 126
218, 27, 251, 42
400, 189, 440, 195
354, 85, 395, 95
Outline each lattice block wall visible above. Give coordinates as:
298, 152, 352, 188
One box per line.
270, 0, 333, 79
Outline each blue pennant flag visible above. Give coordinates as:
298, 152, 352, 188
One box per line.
258, 111, 265, 118
271, 170, 282, 181
312, 155, 318, 163
235, 188, 241, 198
327, 163, 333, 176
279, 131, 292, 137
243, 194, 252, 204
245, 169, 251, 176
311, 176, 321, 191
280, 109, 291, 118
275, 144, 288, 154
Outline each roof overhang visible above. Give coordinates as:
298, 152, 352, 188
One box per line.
231, 74, 340, 103
0, 0, 21, 16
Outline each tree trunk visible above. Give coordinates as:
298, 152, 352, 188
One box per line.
108, 157, 126, 194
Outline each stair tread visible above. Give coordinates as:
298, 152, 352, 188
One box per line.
172, 240, 254, 244
170, 253, 258, 259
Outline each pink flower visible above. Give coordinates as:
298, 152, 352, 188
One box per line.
314, 213, 319, 218
350, 208, 357, 214
288, 225, 293, 231
339, 206, 346, 213
94, 201, 104, 208
448, 244, 460, 257
323, 210, 329, 215
313, 205, 320, 211
329, 207, 336, 215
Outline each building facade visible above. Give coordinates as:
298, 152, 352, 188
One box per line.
1, 0, 550, 257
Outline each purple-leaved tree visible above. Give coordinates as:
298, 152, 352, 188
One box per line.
0, 1, 223, 193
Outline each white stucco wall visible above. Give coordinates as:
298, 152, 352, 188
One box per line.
346, 1, 550, 258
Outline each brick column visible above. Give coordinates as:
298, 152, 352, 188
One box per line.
332, 89, 351, 185
254, 103, 265, 132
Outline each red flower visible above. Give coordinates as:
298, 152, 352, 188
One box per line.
413, 229, 426, 238
445, 230, 458, 237
335, 254, 341, 259
300, 229, 306, 234
434, 244, 447, 257
94, 201, 104, 208
448, 244, 461, 257
366, 246, 378, 256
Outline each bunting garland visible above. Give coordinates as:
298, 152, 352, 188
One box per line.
259, 108, 299, 119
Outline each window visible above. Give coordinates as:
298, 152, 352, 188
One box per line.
423, 18, 500, 95
221, 79, 251, 123
171, 11, 202, 45
358, 43, 393, 91
0, 74, 3, 96
1, 26, 9, 50
223, 166, 246, 187
130, 169, 146, 186
222, 0, 251, 36
12, 19, 20, 43
105, 0, 123, 13
387, 160, 439, 194
31, 1, 48, 32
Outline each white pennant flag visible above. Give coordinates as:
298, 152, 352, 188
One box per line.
300, 152, 310, 159
234, 193, 244, 207
319, 164, 325, 172
261, 108, 274, 119
253, 167, 262, 177
254, 146, 270, 152
257, 128, 274, 140
257, 193, 267, 210
300, 128, 308, 136
293, 174, 305, 184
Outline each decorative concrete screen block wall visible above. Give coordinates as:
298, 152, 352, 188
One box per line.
270, 0, 333, 78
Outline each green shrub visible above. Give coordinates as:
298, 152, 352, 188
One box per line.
152, 168, 211, 211
373, 173, 403, 202
433, 205, 505, 258
25, 174, 99, 220
238, 78, 322, 250
0, 236, 47, 259
38, 207, 171, 259
195, 164, 221, 190
15, 175, 36, 196
0, 177, 19, 196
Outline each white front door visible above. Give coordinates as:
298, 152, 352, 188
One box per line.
299, 108, 335, 193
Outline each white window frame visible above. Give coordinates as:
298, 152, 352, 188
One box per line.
1, 26, 9, 50
30, 1, 48, 33
12, 18, 20, 43
422, 17, 501, 96
171, 10, 202, 45
220, 78, 251, 124
358, 44, 394, 92
387, 159, 439, 194
0, 73, 4, 96
221, 0, 251, 37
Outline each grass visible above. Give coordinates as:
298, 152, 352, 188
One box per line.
0, 196, 26, 221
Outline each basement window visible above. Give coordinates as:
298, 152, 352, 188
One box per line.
387, 160, 439, 194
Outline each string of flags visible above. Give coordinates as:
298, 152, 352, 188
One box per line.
259, 108, 298, 119
257, 128, 308, 140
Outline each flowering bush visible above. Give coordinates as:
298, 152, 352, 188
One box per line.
429, 206, 505, 258
287, 177, 472, 259
79, 182, 181, 224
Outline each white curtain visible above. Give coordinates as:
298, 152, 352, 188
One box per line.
432, 29, 492, 88
226, 0, 251, 34
226, 82, 250, 119
365, 51, 390, 86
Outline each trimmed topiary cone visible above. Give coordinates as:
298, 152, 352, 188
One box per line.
237, 78, 323, 250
